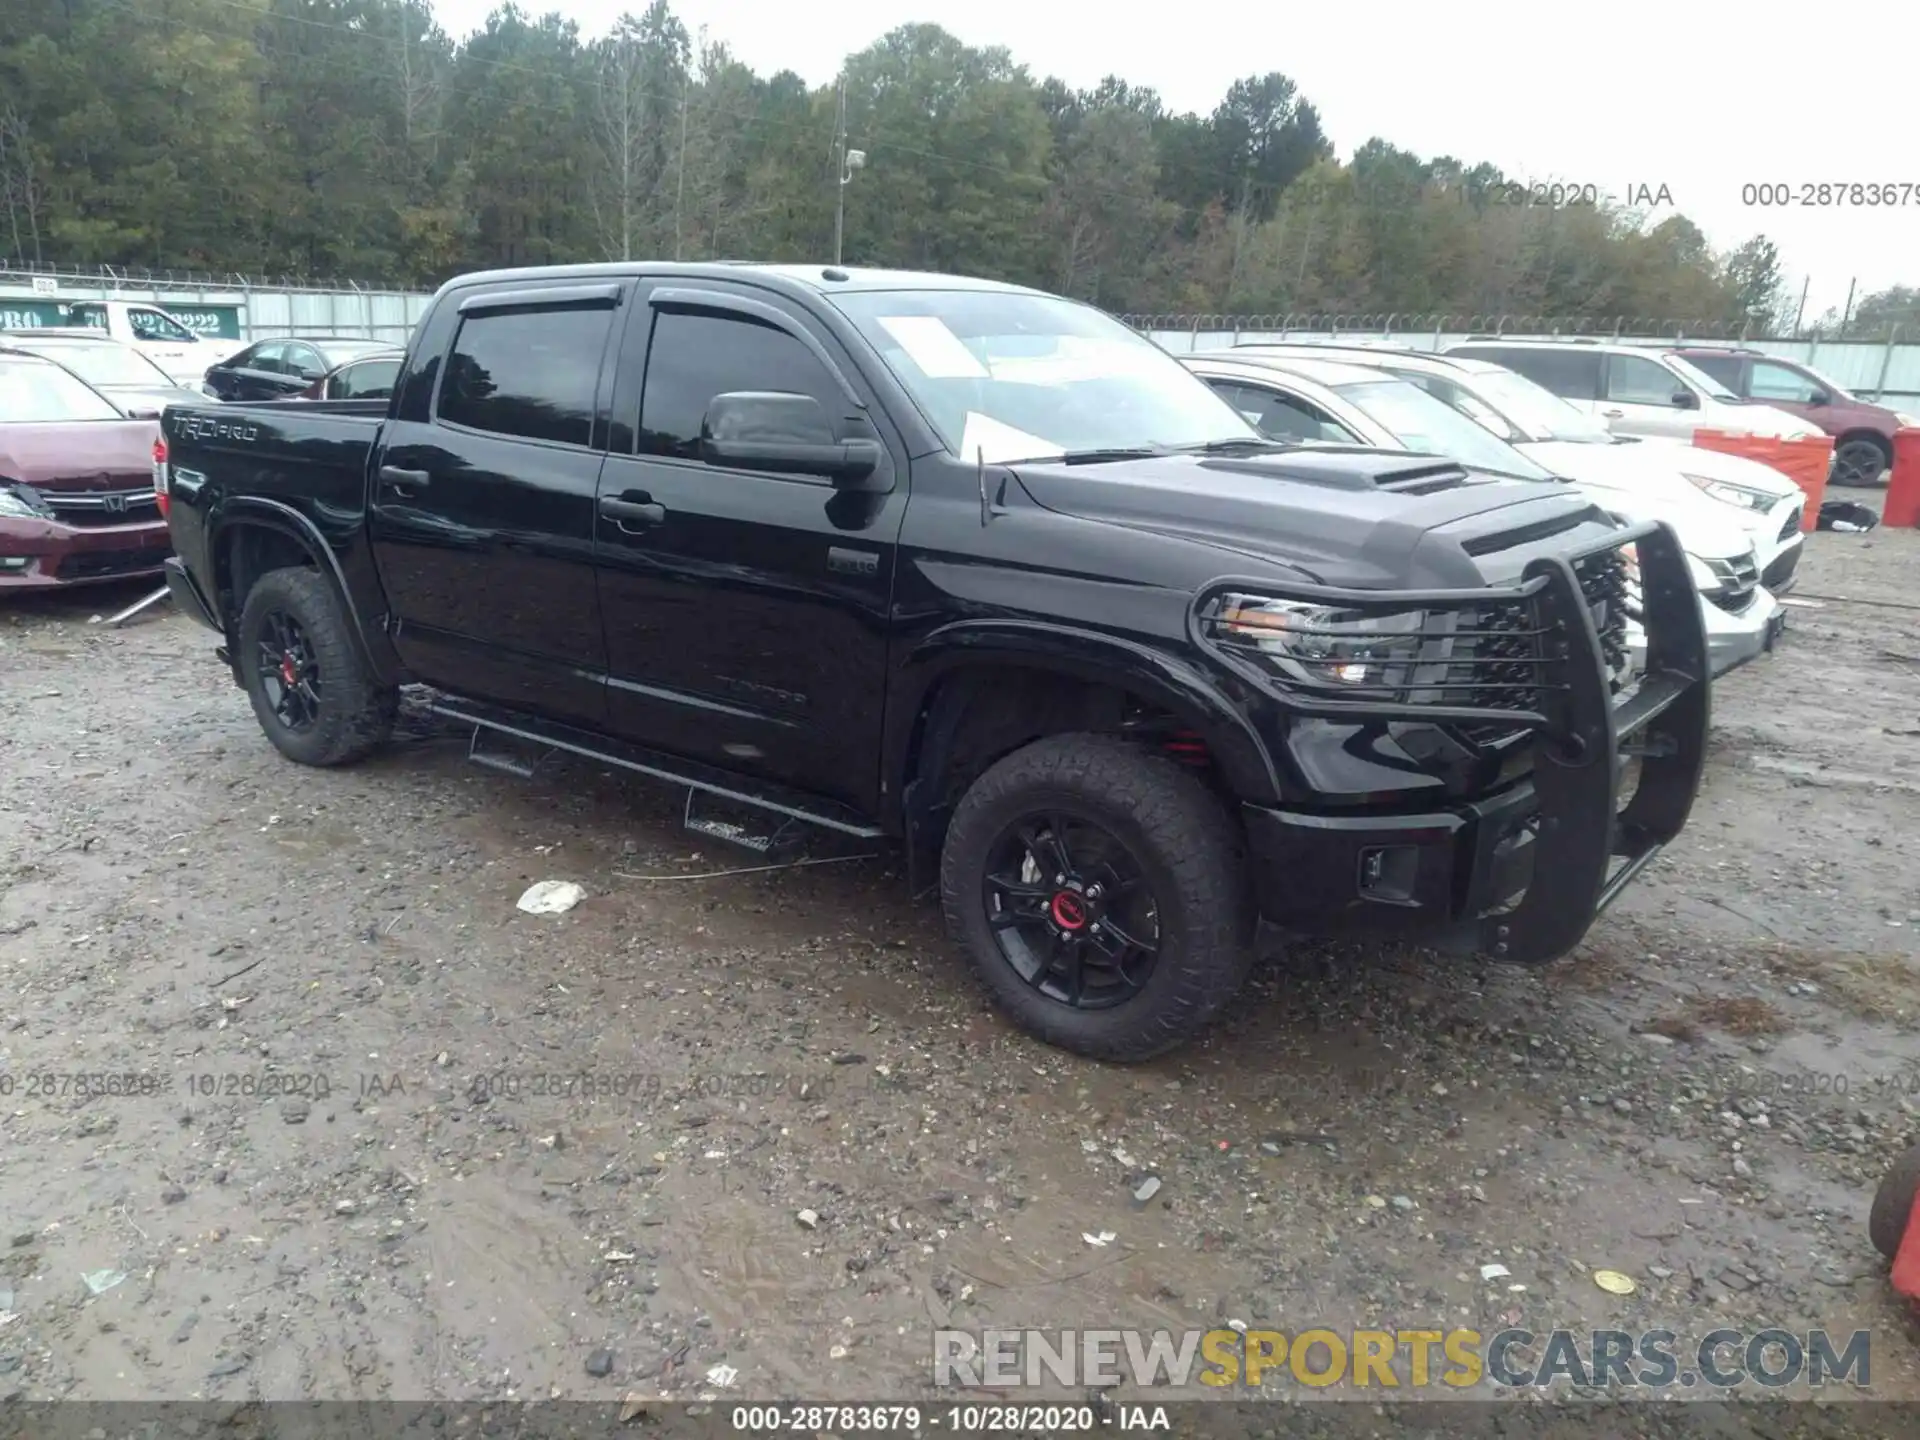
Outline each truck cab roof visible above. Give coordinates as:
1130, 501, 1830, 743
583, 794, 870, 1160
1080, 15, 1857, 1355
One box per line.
436, 261, 1049, 301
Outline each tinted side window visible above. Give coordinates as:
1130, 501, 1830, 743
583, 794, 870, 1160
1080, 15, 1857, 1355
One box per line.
250, 342, 289, 374
1468, 348, 1600, 400
1684, 352, 1744, 389
332, 359, 399, 400
639, 310, 842, 460
438, 306, 611, 447
1606, 354, 1685, 405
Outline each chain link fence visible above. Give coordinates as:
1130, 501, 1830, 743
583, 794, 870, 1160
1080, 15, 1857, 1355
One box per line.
1120, 313, 1909, 344
0, 261, 433, 344
1125, 313, 1918, 404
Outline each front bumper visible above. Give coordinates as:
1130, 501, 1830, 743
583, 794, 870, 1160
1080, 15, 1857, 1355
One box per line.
1222, 521, 1710, 965
1750, 501, 1804, 594
0, 515, 171, 591
1627, 585, 1783, 680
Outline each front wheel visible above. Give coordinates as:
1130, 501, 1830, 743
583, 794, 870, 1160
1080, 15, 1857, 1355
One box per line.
939, 733, 1253, 1062
237, 566, 397, 767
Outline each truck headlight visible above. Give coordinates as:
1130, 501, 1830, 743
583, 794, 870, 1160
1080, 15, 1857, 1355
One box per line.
0, 484, 55, 520
1207, 595, 1434, 690
1683, 473, 1776, 513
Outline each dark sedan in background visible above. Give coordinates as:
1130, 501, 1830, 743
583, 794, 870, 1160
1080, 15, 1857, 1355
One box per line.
0, 329, 204, 416
202, 336, 402, 402
293, 346, 404, 401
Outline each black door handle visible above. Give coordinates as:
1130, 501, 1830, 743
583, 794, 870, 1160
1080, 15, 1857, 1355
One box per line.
600, 496, 667, 526
379, 465, 431, 493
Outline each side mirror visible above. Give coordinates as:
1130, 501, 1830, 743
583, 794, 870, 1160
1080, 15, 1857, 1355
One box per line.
1670, 389, 1699, 410
699, 391, 881, 487
1808, 389, 1831, 406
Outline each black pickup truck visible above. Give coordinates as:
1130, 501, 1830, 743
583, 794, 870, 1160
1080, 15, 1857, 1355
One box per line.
158, 263, 1710, 1061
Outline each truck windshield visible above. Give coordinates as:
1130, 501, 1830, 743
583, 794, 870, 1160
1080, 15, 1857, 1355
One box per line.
831, 290, 1256, 462
1331, 378, 1556, 481
0, 357, 123, 422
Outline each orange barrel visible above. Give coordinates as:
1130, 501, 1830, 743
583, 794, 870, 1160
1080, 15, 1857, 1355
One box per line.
1885, 427, 1920, 529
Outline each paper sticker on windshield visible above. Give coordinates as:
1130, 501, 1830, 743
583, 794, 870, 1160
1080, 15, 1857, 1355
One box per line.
959, 412, 1062, 465
876, 316, 988, 379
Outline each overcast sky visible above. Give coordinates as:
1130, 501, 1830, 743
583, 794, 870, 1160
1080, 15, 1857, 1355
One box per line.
433, 0, 1918, 321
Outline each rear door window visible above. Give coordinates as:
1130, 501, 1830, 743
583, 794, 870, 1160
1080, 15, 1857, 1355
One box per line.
331, 359, 400, 400
437, 305, 613, 448
1683, 352, 1744, 390
1464, 347, 1601, 401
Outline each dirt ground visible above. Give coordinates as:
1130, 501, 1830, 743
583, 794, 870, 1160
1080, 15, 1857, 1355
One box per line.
2, 508, 1918, 1418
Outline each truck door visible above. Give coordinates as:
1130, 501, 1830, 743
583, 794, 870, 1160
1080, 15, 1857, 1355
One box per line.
591, 284, 908, 813
366, 281, 624, 725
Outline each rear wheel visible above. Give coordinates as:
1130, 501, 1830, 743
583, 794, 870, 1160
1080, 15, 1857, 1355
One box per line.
237, 567, 396, 767
940, 733, 1253, 1062
1832, 435, 1891, 488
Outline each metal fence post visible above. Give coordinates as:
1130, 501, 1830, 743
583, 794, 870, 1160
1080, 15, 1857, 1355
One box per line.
1875, 324, 1901, 402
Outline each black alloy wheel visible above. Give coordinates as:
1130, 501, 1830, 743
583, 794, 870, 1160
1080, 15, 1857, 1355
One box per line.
256, 608, 322, 732
981, 810, 1162, 1010
1832, 437, 1890, 488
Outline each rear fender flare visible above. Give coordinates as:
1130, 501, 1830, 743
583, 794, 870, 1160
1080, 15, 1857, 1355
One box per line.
884, 619, 1281, 825
210, 498, 399, 684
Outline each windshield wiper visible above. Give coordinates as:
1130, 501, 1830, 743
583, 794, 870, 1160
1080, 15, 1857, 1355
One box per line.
1055, 446, 1167, 465
1176, 437, 1297, 455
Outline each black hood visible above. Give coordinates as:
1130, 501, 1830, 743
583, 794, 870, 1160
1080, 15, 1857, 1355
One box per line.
1009, 447, 1621, 590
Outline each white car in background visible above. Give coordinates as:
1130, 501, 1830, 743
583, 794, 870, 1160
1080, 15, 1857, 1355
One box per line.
1183, 351, 1784, 678
36, 300, 241, 386
1445, 338, 1825, 444
1229, 343, 1808, 595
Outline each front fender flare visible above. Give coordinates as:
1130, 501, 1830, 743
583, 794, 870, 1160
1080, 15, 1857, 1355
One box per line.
884, 618, 1282, 818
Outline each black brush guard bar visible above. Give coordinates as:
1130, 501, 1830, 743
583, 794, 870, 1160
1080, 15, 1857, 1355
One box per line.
1190, 518, 1710, 965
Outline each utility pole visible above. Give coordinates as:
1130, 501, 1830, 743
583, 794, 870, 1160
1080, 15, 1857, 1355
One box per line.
832, 76, 847, 266
1791, 275, 1810, 336
1839, 276, 1858, 338
674, 82, 690, 262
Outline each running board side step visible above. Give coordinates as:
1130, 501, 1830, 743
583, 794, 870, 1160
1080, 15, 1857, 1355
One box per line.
427, 698, 885, 841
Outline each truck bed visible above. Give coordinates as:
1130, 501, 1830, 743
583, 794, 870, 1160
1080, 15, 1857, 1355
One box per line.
161, 400, 389, 621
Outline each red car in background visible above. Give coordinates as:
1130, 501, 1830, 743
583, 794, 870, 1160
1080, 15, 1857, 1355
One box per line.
1674, 345, 1915, 487
0, 349, 170, 592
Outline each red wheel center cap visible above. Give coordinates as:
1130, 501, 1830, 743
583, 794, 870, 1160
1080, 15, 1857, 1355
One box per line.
1050, 891, 1088, 930
280, 654, 298, 686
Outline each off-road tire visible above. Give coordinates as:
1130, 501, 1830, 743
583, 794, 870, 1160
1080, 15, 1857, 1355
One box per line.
237, 566, 397, 767
940, 732, 1253, 1062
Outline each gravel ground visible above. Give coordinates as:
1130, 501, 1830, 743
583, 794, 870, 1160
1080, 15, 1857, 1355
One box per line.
2, 514, 1918, 1418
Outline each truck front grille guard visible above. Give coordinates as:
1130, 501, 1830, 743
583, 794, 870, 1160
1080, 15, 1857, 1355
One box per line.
1189, 518, 1711, 965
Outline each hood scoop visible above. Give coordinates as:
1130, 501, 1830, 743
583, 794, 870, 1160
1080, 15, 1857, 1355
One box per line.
1198, 451, 1478, 494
